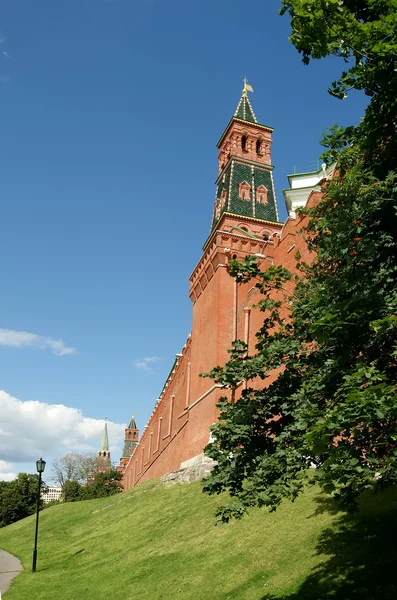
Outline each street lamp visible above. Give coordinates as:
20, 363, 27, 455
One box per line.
32, 457, 46, 573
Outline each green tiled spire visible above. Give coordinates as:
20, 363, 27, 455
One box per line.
99, 417, 109, 452
210, 85, 280, 231
234, 90, 257, 124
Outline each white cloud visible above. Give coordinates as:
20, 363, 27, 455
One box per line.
0, 459, 12, 471
133, 356, 160, 373
0, 472, 17, 482
0, 459, 17, 481
0, 329, 75, 356
0, 390, 126, 470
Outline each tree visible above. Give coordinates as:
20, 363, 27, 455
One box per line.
80, 454, 113, 482
51, 452, 111, 488
202, 1, 397, 522
0, 473, 46, 528
61, 480, 83, 503
280, 0, 397, 177
51, 452, 84, 487
80, 469, 123, 500
51, 452, 118, 503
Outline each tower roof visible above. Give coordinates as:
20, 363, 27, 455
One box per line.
99, 417, 109, 452
234, 89, 258, 124
217, 83, 272, 149
127, 413, 137, 430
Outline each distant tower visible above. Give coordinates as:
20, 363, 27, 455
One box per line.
117, 414, 139, 473
98, 416, 111, 464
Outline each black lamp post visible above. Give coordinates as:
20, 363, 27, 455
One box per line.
32, 457, 46, 573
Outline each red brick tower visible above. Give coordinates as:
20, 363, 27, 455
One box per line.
117, 414, 139, 473
121, 84, 283, 489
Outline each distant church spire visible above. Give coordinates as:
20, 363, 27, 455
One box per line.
98, 416, 111, 462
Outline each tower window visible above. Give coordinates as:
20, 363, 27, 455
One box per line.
256, 185, 268, 204
241, 135, 247, 152
239, 181, 251, 200
256, 138, 262, 155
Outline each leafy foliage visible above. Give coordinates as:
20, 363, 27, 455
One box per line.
0, 473, 45, 528
62, 479, 83, 503
202, 0, 397, 522
280, 0, 397, 176
81, 469, 123, 499
61, 469, 123, 503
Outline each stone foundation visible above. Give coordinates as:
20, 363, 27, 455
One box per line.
160, 454, 216, 487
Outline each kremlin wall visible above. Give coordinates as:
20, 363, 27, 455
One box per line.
118, 87, 333, 489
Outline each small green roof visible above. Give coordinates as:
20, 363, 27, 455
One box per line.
216, 89, 273, 149
127, 413, 137, 430
234, 91, 257, 124
99, 417, 109, 452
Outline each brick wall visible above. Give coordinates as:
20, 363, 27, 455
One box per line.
121, 191, 321, 489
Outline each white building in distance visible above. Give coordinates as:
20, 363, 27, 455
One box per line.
42, 486, 62, 503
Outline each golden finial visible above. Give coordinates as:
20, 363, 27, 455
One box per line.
242, 77, 254, 95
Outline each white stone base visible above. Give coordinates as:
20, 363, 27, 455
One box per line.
160, 454, 216, 487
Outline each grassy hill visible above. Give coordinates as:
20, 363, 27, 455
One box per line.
1, 478, 397, 599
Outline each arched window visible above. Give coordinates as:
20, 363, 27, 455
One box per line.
256, 138, 262, 155
241, 134, 247, 152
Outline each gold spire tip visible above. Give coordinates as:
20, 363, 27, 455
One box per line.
242, 77, 254, 94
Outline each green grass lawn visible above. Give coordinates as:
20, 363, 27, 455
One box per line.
1, 479, 397, 599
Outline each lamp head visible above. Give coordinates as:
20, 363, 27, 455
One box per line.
36, 458, 46, 474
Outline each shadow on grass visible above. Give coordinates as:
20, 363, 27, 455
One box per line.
260, 489, 397, 600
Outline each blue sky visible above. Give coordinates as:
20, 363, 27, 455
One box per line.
0, 0, 367, 480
